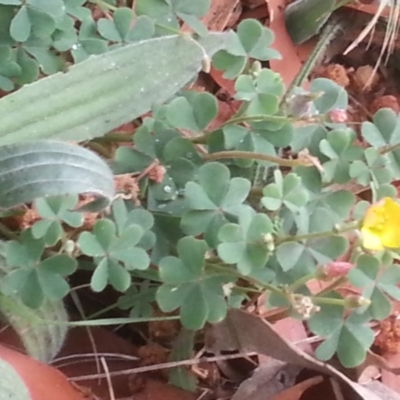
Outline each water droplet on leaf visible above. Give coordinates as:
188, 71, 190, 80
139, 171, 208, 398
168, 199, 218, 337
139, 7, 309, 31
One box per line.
163, 185, 172, 193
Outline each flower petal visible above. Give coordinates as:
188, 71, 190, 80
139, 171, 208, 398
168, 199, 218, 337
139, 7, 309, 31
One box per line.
361, 227, 384, 250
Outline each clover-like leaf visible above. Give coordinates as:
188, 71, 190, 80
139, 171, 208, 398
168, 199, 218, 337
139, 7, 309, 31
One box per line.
0, 45, 22, 91
0, 230, 76, 308
319, 129, 363, 184
348, 255, 400, 320
31, 194, 83, 245
362, 108, 400, 176
310, 78, 348, 113
221, 123, 282, 168
275, 236, 348, 272
166, 92, 218, 132
262, 170, 309, 212
9, 0, 67, 43
117, 282, 156, 319
217, 208, 273, 275
212, 19, 280, 78
78, 217, 152, 292
235, 69, 284, 116
349, 147, 392, 186
98, 8, 154, 44
308, 300, 374, 368
181, 162, 251, 246
156, 236, 230, 329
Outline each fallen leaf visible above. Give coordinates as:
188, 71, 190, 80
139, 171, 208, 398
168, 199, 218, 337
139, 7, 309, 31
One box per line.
202, 0, 240, 31
206, 309, 382, 400
0, 344, 86, 400
231, 359, 303, 400
266, 0, 314, 88
271, 375, 325, 400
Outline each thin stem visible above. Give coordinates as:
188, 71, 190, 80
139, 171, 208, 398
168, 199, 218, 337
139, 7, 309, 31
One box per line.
85, 141, 112, 158
96, 133, 134, 143
155, 23, 182, 35
311, 296, 346, 307
280, 16, 346, 106
206, 262, 285, 296
289, 272, 316, 292
276, 221, 360, 245
223, 114, 292, 126
380, 141, 400, 155
203, 150, 311, 168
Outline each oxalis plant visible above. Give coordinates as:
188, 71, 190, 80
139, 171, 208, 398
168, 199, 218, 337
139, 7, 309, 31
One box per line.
1, 0, 400, 391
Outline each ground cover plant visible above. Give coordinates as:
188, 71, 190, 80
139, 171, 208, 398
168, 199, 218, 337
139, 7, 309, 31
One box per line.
1, 0, 400, 399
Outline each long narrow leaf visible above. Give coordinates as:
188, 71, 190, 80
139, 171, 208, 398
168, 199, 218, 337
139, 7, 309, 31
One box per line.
0, 141, 114, 209
0, 33, 229, 145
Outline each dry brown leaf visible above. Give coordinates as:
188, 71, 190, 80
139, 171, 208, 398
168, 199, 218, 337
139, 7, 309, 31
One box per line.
201, 0, 240, 31
231, 359, 302, 400
266, 0, 314, 88
271, 375, 325, 400
206, 309, 382, 400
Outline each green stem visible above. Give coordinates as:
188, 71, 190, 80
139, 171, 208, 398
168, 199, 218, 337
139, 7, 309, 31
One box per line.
206, 262, 285, 296
96, 133, 134, 143
276, 221, 360, 245
85, 141, 112, 158
311, 296, 346, 306
289, 273, 316, 292
380, 141, 400, 155
203, 150, 310, 168
155, 23, 182, 35
224, 114, 292, 126
281, 15, 345, 105
234, 285, 264, 295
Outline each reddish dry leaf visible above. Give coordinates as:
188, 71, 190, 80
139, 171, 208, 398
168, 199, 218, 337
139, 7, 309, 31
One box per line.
0, 344, 86, 400
266, 0, 315, 88
201, 0, 240, 31
206, 309, 382, 400
241, 4, 269, 20
272, 318, 313, 354
271, 375, 325, 400
378, 352, 400, 395
209, 66, 237, 95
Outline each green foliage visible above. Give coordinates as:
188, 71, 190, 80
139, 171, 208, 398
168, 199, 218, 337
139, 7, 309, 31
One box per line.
157, 236, 231, 329
78, 203, 154, 292
212, 19, 280, 78
32, 195, 83, 245
308, 300, 374, 368
0, 1, 399, 383
1, 230, 77, 308
348, 255, 400, 320
181, 162, 251, 246
217, 208, 273, 275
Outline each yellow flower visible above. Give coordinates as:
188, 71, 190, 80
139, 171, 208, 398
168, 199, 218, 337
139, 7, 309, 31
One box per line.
361, 197, 400, 250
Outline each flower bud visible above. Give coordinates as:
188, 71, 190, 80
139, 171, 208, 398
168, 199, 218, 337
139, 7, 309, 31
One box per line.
345, 295, 371, 309
322, 261, 353, 279
328, 108, 348, 123
262, 232, 275, 252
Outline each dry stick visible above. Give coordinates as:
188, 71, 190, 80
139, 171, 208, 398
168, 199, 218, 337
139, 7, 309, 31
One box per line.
101, 357, 116, 400
69, 351, 257, 382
